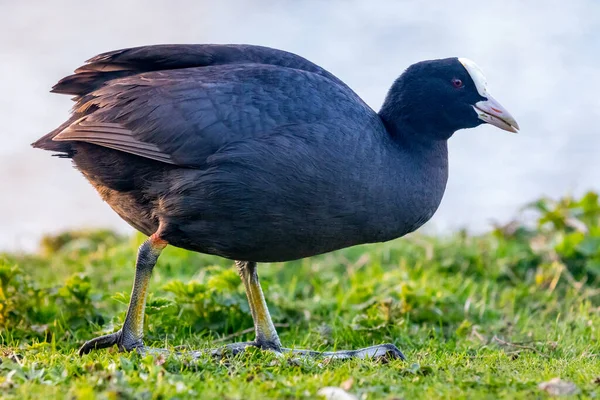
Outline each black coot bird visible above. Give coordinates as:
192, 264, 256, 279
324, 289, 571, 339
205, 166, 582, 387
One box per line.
33, 44, 518, 360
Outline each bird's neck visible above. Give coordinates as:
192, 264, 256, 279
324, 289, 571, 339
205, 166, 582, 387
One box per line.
368, 113, 450, 240
377, 110, 450, 169
378, 107, 454, 144
377, 87, 456, 142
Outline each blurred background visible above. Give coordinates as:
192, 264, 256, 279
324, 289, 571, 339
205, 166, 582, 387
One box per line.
1, 0, 599, 251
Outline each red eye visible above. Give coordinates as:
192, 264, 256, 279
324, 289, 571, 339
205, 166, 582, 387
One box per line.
452, 78, 463, 88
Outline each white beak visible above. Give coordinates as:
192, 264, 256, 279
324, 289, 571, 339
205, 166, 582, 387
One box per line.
473, 94, 520, 133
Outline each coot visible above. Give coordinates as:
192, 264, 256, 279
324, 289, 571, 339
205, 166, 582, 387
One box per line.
33, 44, 518, 360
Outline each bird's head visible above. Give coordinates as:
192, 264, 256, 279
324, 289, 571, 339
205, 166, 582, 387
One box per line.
379, 57, 519, 140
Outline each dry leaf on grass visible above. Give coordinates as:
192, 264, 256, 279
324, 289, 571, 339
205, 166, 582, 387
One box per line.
340, 377, 354, 391
538, 377, 579, 396
317, 386, 358, 400
154, 354, 166, 366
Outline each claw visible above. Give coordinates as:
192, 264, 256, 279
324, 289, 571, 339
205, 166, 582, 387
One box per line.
78, 329, 143, 356
79, 331, 121, 356
350, 343, 406, 361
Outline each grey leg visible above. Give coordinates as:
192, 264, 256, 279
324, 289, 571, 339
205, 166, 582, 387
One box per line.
79, 234, 167, 355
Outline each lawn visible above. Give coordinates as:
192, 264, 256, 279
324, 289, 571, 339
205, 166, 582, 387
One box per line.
1, 193, 599, 399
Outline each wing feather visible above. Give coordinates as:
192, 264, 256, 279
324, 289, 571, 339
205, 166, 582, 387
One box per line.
53, 119, 175, 164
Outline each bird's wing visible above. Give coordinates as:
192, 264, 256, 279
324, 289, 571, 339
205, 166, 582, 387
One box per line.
47, 49, 373, 167
51, 44, 350, 97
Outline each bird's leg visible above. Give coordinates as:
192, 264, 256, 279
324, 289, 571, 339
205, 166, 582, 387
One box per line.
213, 261, 405, 361
79, 234, 167, 356
218, 261, 282, 354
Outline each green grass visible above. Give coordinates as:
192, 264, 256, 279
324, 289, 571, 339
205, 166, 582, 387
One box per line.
1, 193, 600, 399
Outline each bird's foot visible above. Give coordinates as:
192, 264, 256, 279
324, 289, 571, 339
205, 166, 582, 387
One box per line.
186, 342, 404, 362
78, 329, 145, 356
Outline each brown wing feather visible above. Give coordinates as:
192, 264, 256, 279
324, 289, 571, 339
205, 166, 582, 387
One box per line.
53, 118, 175, 164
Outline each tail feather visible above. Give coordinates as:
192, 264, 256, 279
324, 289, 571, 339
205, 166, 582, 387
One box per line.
31, 119, 76, 156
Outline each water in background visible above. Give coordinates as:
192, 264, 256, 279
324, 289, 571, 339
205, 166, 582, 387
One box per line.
1, 0, 599, 251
